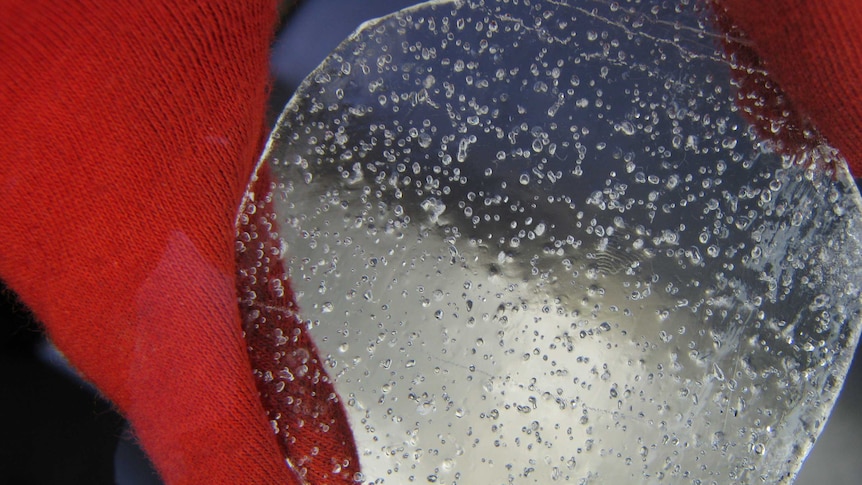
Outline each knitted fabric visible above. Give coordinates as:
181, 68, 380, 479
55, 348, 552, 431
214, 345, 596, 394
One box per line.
2, 0, 862, 483
237, 166, 361, 483
713, 0, 862, 176
0, 1, 303, 483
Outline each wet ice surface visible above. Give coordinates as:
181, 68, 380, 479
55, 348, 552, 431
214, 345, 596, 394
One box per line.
261, 0, 862, 483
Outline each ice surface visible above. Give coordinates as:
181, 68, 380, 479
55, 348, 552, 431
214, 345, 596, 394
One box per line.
259, 1, 862, 483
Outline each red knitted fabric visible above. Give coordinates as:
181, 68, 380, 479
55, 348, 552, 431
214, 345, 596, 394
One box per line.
3, 0, 862, 483
237, 166, 361, 483
713, 0, 862, 176
0, 1, 304, 483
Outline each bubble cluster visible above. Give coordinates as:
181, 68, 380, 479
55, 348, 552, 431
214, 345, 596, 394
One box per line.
261, 0, 862, 483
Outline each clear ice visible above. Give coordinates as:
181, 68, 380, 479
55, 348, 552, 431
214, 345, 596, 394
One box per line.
259, 1, 862, 483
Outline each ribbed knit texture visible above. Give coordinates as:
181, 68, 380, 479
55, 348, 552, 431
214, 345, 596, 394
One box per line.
0, 1, 302, 483
713, 0, 862, 176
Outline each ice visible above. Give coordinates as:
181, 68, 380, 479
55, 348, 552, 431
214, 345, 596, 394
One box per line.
260, 1, 862, 483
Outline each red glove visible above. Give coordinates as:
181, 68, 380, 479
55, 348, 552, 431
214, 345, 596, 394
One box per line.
0, 1, 356, 483
712, 0, 862, 176
2, 0, 860, 483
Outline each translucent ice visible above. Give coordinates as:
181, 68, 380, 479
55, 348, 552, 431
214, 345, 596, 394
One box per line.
260, 1, 862, 483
